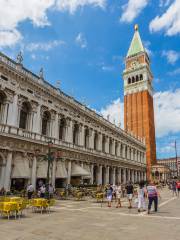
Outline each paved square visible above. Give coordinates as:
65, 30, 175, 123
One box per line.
1, 188, 180, 240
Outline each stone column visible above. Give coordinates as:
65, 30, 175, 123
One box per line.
105, 137, 109, 154
66, 119, 73, 143
122, 144, 126, 158
31, 155, 37, 190
89, 129, 95, 149
90, 164, 94, 184
98, 133, 102, 152
131, 169, 134, 183
128, 169, 131, 181
116, 142, 120, 157
79, 124, 85, 147
105, 166, 109, 184
0, 155, 6, 189
112, 167, 116, 185
98, 165, 102, 185
123, 168, 126, 184
67, 161, 71, 184
112, 140, 115, 155
52, 159, 57, 188
7, 94, 18, 127
4, 151, 13, 191
134, 170, 137, 183
53, 113, 59, 139
131, 149, 134, 161
117, 168, 121, 184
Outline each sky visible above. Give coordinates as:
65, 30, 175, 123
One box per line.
0, 0, 180, 159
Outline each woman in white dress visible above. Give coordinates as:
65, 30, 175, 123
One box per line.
137, 181, 146, 212
116, 183, 122, 208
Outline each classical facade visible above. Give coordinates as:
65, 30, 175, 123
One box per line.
151, 164, 170, 182
123, 25, 156, 180
0, 51, 146, 191
157, 158, 180, 178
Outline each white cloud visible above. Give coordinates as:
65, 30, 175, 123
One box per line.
0, 0, 105, 48
154, 89, 180, 138
120, 0, 149, 23
75, 33, 87, 48
100, 98, 124, 128
0, 0, 54, 47
100, 89, 180, 138
26, 40, 65, 52
159, 0, 172, 7
0, 30, 22, 48
150, 0, 180, 36
162, 50, 180, 64
56, 0, 106, 14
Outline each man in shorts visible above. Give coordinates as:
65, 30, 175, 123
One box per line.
125, 181, 134, 209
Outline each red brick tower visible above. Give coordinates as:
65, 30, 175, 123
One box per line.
123, 25, 156, 180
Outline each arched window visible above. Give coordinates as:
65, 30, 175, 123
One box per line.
73, 123, 79, 145
115, 142, 118, 156
0, 91, 6, 123
84, 127, 89, 148
136, 75, 139, 82
125, 146, 127, 159
94, 132, 98, 151
109, 138, 112, 154
132, 76, 135, 83
128, 78, 131, 84
19, 102, 31, 130
59, 118, 66, 140
102, 135, 106, 153
41, 111, 51, 136
140, 74, 143, 81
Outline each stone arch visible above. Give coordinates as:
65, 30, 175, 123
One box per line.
132, 76, 135, 83
109, 138, 113, 154
136, 75, 139, 82
41, 110, 51, 136
0, 90, 7, 123
94, 131, 98, 151
140, 74, 143, 81
84, 127, 89, 148
102, 135, 106, 153
73, 122, 79, 145
19, 101, 32, 130
59, 117, 66, 141
128, 77, 131, 84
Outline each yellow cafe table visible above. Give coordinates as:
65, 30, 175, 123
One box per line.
31, 198, 48, 214
0, 201, 18, 219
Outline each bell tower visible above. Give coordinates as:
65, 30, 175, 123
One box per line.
123, 25, 156, 180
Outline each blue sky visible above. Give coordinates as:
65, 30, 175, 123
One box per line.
0, 0, 180, 159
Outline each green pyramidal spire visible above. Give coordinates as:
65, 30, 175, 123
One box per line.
127, 24, 145, 57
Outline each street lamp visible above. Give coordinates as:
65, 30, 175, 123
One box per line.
46, 140, 54, 186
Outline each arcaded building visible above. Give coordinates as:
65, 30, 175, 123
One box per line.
0, 49, 146, 191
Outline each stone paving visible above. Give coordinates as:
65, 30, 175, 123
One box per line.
0, 188, 180, 240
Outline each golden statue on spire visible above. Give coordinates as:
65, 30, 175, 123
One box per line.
134, 24, 139, 31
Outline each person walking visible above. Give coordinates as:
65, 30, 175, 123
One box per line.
106, 184, 113, 207
176, 179, 180, 197
137, 181, 146, 213
27, 183, 34, 199
172, 180, 177, 197
115, 183, 122, 208
40, 184, 46, 198
147, 181, 160, 214
125, 181, 134, 209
